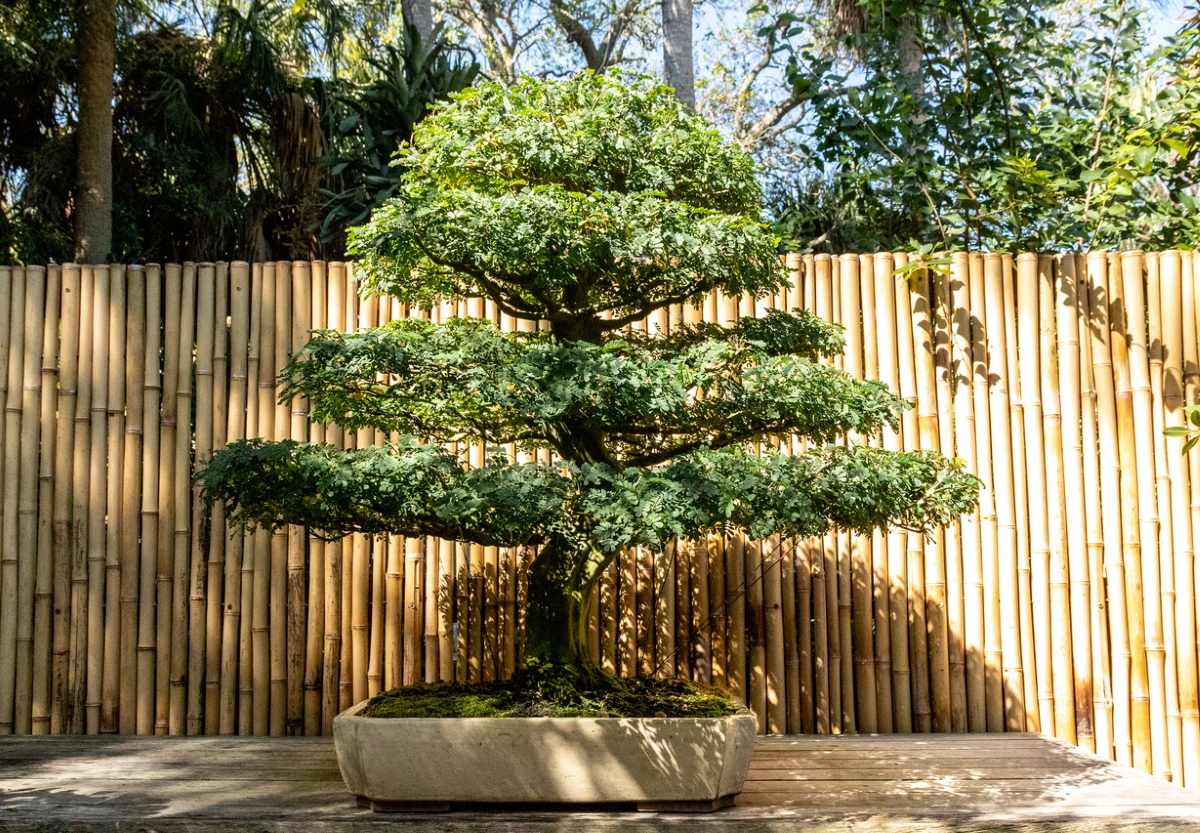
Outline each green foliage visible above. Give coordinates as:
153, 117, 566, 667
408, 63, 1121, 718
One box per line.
203, 438, 979, 551
277, 314, 895, 463
317, 24, 479, 250
202, 73, 980, 671
769, 0, 1200, 252
348, 72, 783, 325
0, 1, 479, 263
1165, 404, 1200, 455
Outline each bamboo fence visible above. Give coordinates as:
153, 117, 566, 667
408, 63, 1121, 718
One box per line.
0, 253, 1199, 792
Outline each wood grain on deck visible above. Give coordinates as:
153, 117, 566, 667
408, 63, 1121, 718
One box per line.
2, 733, 1198, 831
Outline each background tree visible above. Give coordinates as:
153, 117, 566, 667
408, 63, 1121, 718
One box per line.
760, 0, 1200, 251
201, 73, 980, 685
75, 0, 116, 262
0, 0, 478, 264
662, 0, 694, 106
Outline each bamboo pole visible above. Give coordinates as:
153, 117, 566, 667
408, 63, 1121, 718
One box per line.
0, 265, 18, 735
170, 263, 197, 736
119, 266, 144, 735
85, 265, 107, 735
1120, 251, 1170, 778
15, 266, 45, 734
636, 544, 654, 677
271, 263, 291, 731
599, 555, 616, 677
156, 262, 181, 739
933, 263, 967, 733
287, 262, 310, 732
1146, 253, 1183, 779
911, 263, 950, 733
1016, 254, 1056, 735
763, 535, 787, 733
673, 541, 689, 680
1110, 252, 1155, 772
788, 534, 811, 734
1054, 253, 1093, 749
815, 256, 846, 734
154, 266, 181, 734
339, 277, 357, 706
100, 265, 125, 735
304, 262, 326, 733
964, 254, 1002, 733
1186, 250, 1200, 784
52, 264, 80, 735
950, 253, 985, 733
385, 502, 401, 686
983, 254, 1025, 731
707, 535, 726, 689
351, 280, 372, 699
655, 543, 676, 680
70, 268, 94, 734
657, 544, 676, 681
205, 263, 228, 735
187, 264, 215, 735
1160, 251, 1198, 787
875, 251, 911, 733
1076, 254, 1113, 757
438, 533, 455, 683
837, 254, 876, 734
238, 263, 260, 734
1092, 252, 1133, 765
411, 534, 429, 684
726, 534, 747, 708
1005, 256, 1039, 732
1041, 252, 1077, 745
893, 253, 929, 734
32, 266, 59, 734
468, 442, 485, 683
221, 262, 250, 734
691, 535, 712, 684
860, 255, 893, 734
321, 264, 345, 732
253, 263, 276, 735
135, 268, 162, 739
744, 537, 767, 733
0, 267, 11, 733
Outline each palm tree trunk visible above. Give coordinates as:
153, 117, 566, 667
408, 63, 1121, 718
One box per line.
75, 0, 115, 263
662, 0, 694, 109
402, 0, 434, 45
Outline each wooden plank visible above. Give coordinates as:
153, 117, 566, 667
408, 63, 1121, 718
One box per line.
3, 733, 1199, 831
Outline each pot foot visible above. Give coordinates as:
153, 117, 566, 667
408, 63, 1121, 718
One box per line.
636, 795, 736, 813
357, 796, 452, 813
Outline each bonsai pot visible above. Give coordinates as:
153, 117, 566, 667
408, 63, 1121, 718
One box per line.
333, 700, 757, 812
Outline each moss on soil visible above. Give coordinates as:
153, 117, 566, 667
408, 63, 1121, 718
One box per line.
363, 676, 738, 719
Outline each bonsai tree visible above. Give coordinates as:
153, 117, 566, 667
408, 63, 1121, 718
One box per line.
202, 72, 979, 692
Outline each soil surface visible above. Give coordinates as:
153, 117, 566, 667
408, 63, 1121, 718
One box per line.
363, 676, 738, 718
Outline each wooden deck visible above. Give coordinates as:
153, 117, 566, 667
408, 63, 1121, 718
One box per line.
3, 732, 1199, 831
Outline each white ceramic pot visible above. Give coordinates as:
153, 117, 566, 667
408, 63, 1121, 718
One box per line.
333, 700, 757, 812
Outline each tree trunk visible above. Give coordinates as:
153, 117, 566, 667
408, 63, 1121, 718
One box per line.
522, 536, 609, 682
897, 15, 923, 97
75, 0, 115, 264
402, 0, 434, 46
662, 0, 694, 109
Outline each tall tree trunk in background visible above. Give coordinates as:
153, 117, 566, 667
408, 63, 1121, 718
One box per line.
402, 0, 434, 45
662, 0, 694, 109
75, 0, 115, 263
897, 14, 923, 99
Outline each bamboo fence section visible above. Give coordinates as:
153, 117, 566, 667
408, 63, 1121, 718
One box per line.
0, 254, 1197, 791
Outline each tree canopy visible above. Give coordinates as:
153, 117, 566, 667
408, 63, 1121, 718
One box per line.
201, 73, 980, 679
